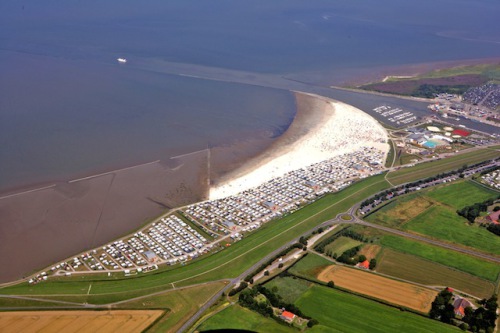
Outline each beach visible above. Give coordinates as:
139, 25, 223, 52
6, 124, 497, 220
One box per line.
209, 92, 389, 200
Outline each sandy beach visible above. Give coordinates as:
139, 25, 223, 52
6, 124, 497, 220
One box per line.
210, 92, 389, 200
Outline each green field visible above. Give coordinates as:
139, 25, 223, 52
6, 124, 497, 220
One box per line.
386, 149, 499, 185
264, 276, 312, 304
380, 235, 500, 281
296, 285, 460, 333
367, 180, 500, 255
0, 175, 390, 305
324, 237, 363, 257
425, 181, 499, 209
197, 304, 294, 333
377, 249, 495, 299
404, 205, 500, 255
288, 253, 333, 280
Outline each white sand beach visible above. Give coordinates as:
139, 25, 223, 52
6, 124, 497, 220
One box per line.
209, 92, 389, 200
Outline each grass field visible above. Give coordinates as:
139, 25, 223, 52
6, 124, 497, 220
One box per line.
288, 253, 333, 280
425, 181, 499, 210
118, 281, 226, 333
324, 237, 363, 257
197, 304, 293, 333
0, 310, 163, 333
296, 285, 460, 333
264, 276, 312, 304
366, 195, 433, 228
377, 249, 495, 299
404, 205, 500, 255
317, 266, 437, 313
358, 244, 382, 259
0, 175, 390, 305
386, 149, 499, 185
380, 235, 500, 281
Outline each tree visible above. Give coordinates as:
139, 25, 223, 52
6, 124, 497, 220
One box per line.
327, 281, 335, 288
358, 255, 367, 263
264, 270, 269, 276
278, 263, 284, 269
307, 319, 319, 327
369, 258, 377, 270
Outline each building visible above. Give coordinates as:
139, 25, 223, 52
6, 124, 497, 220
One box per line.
144, 250, 158, 263
357, 260, 370, 270
486, 210, 500, 224
280, 311, 296, 322
453, 297, 473, 317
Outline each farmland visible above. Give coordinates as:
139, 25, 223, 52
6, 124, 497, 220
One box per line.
380, 235, 500, 281
377, 249, 495, 299
404, 205, 500, 255
296, 285, 460, 333
0, 310, 163, 333
425, 181, 499, 210
316, 265, 437, 312
366, 180, 500, 255
197, 304, 294, 333
288, 253, 333, 280
324, 237, 363, 257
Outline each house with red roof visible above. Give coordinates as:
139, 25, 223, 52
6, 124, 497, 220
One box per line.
453, 297, 473, 317
357, 260, 370, 270
451, 129, 470, 137
280, 310, 296, 322
486, 210, 500, 224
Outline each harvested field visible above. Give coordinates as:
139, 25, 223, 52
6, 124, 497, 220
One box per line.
377, 249, 495, 299
317, 266, 437, 313
0, 310, 163, 333
358, 244, 382, 259
367, 196, 433, 228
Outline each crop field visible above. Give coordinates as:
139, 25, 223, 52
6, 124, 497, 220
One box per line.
377, 249, 495, 299
197, 304, 293, 333
366, 195, 433, 228
296, 285, 460, 333
404, 205, 500, 255
358, 244, 382, 259
425, 181, 499, 210
324, 237, 363, 257
380, 235, 500, 281
386, 149, 500, 185
288, 253, 333, 280
317, 266, 437, 312
264, 276, 312, 304
0, 310, 163, 333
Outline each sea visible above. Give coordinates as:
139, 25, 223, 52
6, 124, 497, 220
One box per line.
1, 0, 499, 281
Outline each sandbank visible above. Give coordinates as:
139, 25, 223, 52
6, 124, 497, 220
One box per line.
209, 92, 389, 200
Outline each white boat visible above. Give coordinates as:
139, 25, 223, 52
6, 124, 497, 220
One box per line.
117, 58, 127, 63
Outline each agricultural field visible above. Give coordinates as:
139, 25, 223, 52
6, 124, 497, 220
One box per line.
316, 266, 437, 313
366, 195, 433, 228
287, 253, 333, 280
358, 244, 382, 259
264, 276, 312, 304
386, 148, 500, 185
197, 304, 293, 333
0, 310, 163, 333
425, 181, 499, 210
323, 237, 363, 257
296, 285, 460, 333
377, 249, 495, 299
367, 181, 500, 255
380, 235, 500, 281
404, 205, 500, 255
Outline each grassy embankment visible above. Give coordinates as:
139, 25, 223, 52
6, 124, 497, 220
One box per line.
0, 174, 391, 305
386, 148, 500, 185
359, 63, 500, 98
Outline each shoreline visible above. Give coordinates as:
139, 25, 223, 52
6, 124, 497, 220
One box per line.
209, 92, 389, 200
